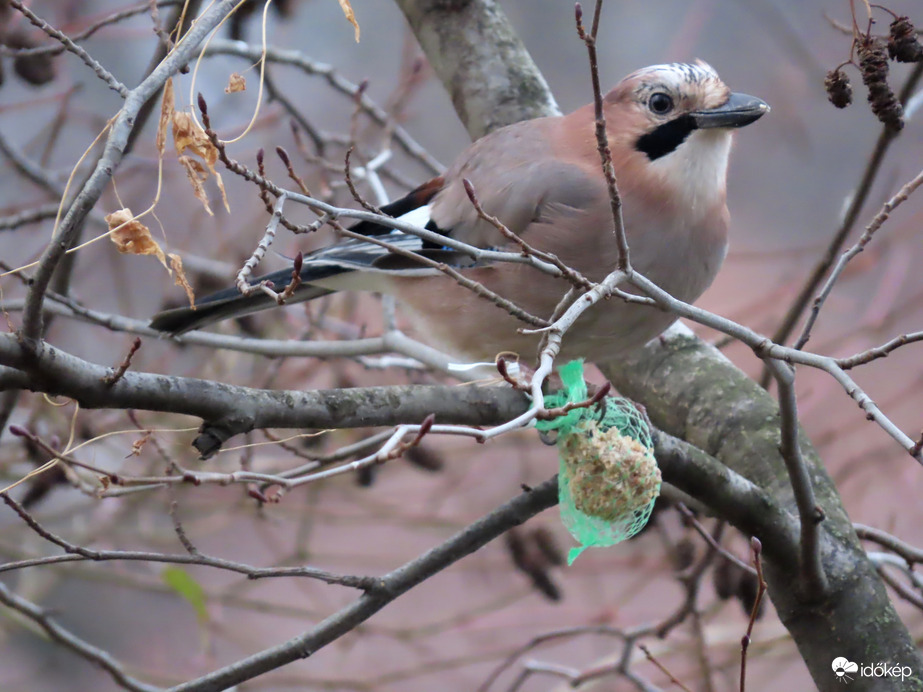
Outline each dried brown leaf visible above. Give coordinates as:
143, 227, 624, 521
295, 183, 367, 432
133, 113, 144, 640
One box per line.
225, 72, 246, 93
169, 253, 195, 306
129, 432, 152, 457
214, 168, 230, 213
173, 111, 229, 213
177, 156, 213, 215
338, 0, 360, 42
157, 78, 174, 156
173, 111, 217, 167
106, 208, 167, 268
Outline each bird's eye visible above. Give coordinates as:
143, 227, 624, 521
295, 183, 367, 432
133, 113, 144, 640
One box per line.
648, 93, 674, 115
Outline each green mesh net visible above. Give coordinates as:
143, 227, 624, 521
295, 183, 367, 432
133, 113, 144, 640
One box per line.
536, 360, 661, 564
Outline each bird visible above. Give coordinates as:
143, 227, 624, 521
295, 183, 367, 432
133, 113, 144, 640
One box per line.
150, 62, 768, 365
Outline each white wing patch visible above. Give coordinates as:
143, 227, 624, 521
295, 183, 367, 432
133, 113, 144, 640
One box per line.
397, 203, 433, 229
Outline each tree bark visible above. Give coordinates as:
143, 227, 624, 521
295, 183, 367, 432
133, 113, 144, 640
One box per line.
394, 0, 560, 138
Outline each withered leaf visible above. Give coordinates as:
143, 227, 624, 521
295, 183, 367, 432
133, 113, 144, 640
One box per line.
177, 156, 212, 215
172, 111, 230, 213
106, 208, 167, 268
225, 72, 246, 93
338, 0, 360, 42
157, 78, 174, 156
169, 253, 196, 307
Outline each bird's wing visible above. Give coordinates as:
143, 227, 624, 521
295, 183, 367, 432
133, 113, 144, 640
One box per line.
149, 180, 475, 334
149, 117, 606, 335
425, 116, 606, 249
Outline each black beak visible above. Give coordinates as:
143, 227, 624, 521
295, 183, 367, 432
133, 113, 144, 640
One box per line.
691, 92, 769, 129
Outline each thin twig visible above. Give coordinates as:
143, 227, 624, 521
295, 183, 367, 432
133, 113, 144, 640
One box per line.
855, 523, 923, 564
675, 503, 758, 576
656, 520, 725, 638
102, 337, 141, 386
478, 625, 635, 692
877, 564, 923, 611
537, 381, 611, 420
335, 226, 551, 328
236, 193, 288, 299
9, 0, 129, 97
0, 580, 160, 692
345, 146, 383, 214
0, 203, 62, 231
0, 492, 373, 587
149, 0, 176, 53
0, 1, 182, 57
639, 644, 693, 692
739, 537, 767, 692
765, 359, 827, 597
765, 60, 923, 383
836, 330, 923, 368
169, 499, 200, 556
0, 126, 63, 195
575, 0, 631, 271
462, 178, 593, 290
795, 168, 923, 349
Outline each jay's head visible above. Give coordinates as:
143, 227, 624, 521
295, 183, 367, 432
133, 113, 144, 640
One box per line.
603, 61, 768, 208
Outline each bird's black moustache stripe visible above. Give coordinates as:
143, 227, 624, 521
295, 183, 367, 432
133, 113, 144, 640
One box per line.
635, 114, 697, 161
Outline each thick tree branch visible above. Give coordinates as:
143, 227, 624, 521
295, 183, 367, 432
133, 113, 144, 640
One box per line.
393, 0, 560, 138
0, 335, 527, 438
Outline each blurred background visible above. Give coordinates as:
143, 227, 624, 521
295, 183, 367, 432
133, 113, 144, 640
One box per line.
0, 0, 921, 689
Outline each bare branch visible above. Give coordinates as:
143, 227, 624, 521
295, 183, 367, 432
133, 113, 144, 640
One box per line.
764, 360, 827, 597
0, 493, 372, 588
855, 523, 923, 564
0, 580, 160, 692
575, 1, 630, 271
739, 537, 768, 692
165, 476, 559, 691
8, 0, 129, 96
767, 61, 923, 371
795, 167, 923, 349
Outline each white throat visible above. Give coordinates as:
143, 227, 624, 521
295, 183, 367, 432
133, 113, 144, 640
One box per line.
652, 129, 732, 216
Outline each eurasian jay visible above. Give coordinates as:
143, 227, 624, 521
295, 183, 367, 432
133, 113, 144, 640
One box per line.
151, 63, 768, 364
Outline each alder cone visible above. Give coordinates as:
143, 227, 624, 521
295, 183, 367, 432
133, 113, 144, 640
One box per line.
3, 31, 56, 86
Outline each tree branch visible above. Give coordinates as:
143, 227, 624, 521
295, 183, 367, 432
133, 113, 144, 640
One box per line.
166, 476, 559, 692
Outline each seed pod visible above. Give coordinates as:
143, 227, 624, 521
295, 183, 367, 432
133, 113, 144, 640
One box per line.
505, 530, 562, 602
857, 37, 904, 131
403, 445, 444, 472
530, 526, 566, 567
4, 31, 56, 86
824, 68, 853, 108
355, 465, 375, 487
672, 537, 697, 572
888, 17, 923, 63
737, 570, 766, 620
858, 36, 890, 84
713, 556, 745, 600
